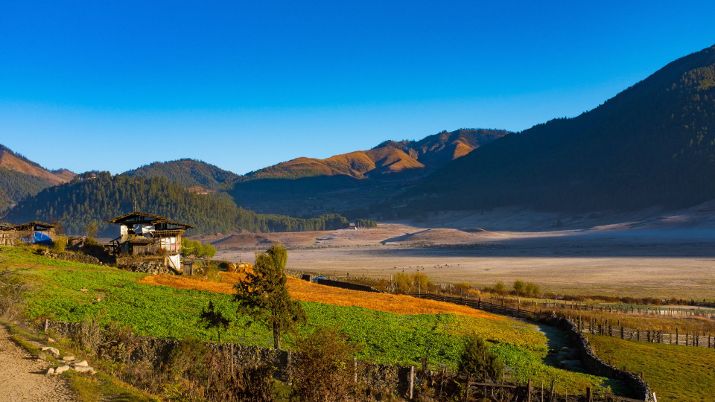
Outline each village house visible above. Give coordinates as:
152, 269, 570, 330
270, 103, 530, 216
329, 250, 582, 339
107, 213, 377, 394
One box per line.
0, 221, 56, 246
108, 212, 192, 272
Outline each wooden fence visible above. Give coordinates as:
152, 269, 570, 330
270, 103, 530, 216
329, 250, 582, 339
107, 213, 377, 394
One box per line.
420, 292, 715, 349
409, 293, 654, 402
567, 314, 715, 348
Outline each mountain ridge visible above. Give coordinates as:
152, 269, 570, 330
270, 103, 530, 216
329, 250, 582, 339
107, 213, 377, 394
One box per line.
246, 128, 509, 180
397, 44, 715, 214
122, 158, 240, 192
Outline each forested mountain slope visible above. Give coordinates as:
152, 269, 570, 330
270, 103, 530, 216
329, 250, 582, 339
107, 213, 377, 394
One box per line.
4, 173, 354, 236
399, 44, 715, 213
123, 159, 240, 192
231, 129, 509, 216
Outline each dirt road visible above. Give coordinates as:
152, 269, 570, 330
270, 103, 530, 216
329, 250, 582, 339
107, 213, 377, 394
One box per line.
0, 325, 74, 402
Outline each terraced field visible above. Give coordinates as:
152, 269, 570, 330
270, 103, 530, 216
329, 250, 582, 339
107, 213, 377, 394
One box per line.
1, 246, 620, 394
141, 273, 499, 319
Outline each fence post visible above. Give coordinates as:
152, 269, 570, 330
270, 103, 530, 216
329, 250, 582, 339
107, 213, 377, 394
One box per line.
527, 379, 532, 402
586, 387, 592, 402
676, 327, 679, 345
44, 318, 49, 333
409, 365, 415, 400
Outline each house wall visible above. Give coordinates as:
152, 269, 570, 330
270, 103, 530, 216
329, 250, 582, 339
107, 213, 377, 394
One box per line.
0, 231, 20, 246
159, 236, 180, 254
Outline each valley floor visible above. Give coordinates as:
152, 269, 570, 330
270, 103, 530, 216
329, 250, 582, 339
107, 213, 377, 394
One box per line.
211, 207, 715, 300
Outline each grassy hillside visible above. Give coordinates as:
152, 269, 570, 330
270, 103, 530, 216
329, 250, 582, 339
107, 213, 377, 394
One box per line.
587, 335, 715, 401
403, 44, 715, 213
1, 246, 617, 394
4, 172, 353, 235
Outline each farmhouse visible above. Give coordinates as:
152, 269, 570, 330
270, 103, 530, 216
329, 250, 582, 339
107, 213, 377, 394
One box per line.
0, 221, 56, 246
108, 212, 192, 272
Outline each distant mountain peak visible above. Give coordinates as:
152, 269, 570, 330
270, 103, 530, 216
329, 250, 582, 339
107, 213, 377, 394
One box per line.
247, 128, 511, 180
0, 144, 75, 185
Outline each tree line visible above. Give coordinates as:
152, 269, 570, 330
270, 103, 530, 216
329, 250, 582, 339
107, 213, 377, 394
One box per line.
4, 172, 372, 235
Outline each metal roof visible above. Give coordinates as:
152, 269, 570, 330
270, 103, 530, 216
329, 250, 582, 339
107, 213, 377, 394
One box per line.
108, 211, 193, 229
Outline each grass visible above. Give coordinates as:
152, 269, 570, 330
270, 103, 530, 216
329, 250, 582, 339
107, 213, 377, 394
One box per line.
0, 246, 616, 395
142, 272, 500, 319
587, 335, 715, 401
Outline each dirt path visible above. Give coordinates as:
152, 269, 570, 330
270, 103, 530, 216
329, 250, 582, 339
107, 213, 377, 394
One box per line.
0, 325, 74, 402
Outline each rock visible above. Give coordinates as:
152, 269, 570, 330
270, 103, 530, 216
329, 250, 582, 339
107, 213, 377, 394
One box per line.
47, 337, 56, 343
62, 356, 75, 362
46, 368, 55, 376
54, 365, 71, 375
41, 347, 60, 357
73, 360, 89, 367
80, 288, 88, 292
73, 366, 96, 375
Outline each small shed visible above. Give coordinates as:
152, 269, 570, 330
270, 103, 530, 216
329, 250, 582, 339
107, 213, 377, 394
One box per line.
0, 221, 56, 246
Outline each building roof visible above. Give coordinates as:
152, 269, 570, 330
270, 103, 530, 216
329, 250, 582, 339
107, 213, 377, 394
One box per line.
4, 221, 56, 231
108, 211, 193, 229
0, 222, 16, 231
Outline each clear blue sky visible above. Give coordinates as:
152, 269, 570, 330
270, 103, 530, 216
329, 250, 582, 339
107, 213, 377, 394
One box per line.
1, 1, 714, 174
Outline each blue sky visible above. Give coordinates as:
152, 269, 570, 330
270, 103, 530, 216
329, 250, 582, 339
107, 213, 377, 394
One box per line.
1, 1, 714, 174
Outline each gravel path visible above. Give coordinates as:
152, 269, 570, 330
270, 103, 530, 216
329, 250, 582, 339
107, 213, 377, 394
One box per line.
0, 325, 74, 402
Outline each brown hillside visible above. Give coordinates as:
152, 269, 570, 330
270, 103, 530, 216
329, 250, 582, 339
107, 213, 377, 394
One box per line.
248, 129, 509, 180
0, 146, 73, 184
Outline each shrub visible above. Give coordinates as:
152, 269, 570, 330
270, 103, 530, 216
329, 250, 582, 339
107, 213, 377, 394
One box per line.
393, 272, 433, 294
512, 280, 541, 297
0, 270, 24, 319
492, 281, 507, 295
458, 334, 503, 383
199, 301, 231, 343
182, 238, 216, 259
52, 235, 68, 252
290, 327, 359, 402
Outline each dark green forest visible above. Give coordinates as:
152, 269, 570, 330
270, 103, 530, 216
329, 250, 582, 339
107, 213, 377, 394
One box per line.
398, 44, 715, 214
4, 173, 361, 236
0, 168, 54, 212
122, 158, 240, 190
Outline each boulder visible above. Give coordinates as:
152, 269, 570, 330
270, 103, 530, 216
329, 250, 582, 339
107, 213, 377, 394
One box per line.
73, 366, 96, 375
62, 355, 75, 362
54, 365, 71, 375
41, 347, 60, 357
73, 360, 89, 367
46, 368, 55, 376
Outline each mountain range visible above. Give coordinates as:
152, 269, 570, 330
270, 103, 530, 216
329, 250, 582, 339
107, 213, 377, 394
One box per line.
2, 44, 714, 231
247, 129, 509, 180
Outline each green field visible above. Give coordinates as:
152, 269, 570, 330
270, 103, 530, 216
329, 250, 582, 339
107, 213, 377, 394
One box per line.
1, 246, 618, 394
587, 335, 715, 401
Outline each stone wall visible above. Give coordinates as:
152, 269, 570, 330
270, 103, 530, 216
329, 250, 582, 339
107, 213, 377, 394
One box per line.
548, 316, 653, 401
